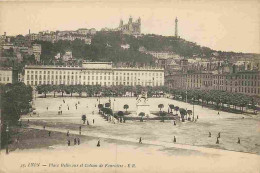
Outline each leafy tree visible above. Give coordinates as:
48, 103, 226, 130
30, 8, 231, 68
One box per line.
117, 111, 124, 123
169, 104, 174, 113
81, 114, 86, 124
59, 84, 65, 97
187, 110, 192, 120
139, 112, 145, 122
158, 104, 164, 112
173, 106, 179, 115
123, 104, 129, 113
179, 108, 187, 122
1, 83, 32, 124
160, 111, 167, 122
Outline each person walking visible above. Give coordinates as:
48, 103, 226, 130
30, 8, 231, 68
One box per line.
74, 138, 77, 145
209, 132, 211, 137
67, 140, 70, 146
237, 137, 240, 144
218, 132, 221, 138
139, 137, 142, 144
97, 140, 100, 147
197, 115, 199, 119
77, 138, 80, 145
43, 125, 46, 130
87, 120, 89, 125
173, 136, 176, 143
173, 121, 176, 126
216, 137, 219, 144
93, 119, 95, 124
48, 131, 51, 137
67, 130, 70, 137
218, 112, 220, 115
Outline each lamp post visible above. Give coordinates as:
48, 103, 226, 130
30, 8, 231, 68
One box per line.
6, 125, 9, 154
185, 74, 188, 103
193, 98, 195, 121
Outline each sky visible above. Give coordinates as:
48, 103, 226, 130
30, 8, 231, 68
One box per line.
0, 0, 259, 53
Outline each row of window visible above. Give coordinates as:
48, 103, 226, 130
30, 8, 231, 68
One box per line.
26, 70, 163, 76
0, 77, 10, 82
213, 86, 260, 94
27, 80, 163, 86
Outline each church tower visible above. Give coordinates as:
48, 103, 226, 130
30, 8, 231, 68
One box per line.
119, 19, 123, 27
175, 17, 178, 37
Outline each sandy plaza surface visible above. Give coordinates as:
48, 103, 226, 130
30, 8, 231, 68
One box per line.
1, 96, 260, 173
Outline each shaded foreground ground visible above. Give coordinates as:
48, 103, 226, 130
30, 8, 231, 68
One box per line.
1, 127, 260, 173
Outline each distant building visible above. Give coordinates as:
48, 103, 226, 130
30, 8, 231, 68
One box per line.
166, 66, 260, 97
62, 51, 73, 62
118, 16, 141, 36
77, 28, 96, 35
121, 44, 130, 49
32, 44, 41, 62
84, 38, 92, 45
0, 67, 18, 84
24, 62, 164, 87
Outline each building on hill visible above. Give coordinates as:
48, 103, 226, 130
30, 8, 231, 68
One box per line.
0, 67, 18, 84
32, 44, 41, 62
118, 16, 141, 36
23, 61, 164, 87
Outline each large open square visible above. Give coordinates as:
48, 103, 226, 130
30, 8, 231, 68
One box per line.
1, 96, 260, 173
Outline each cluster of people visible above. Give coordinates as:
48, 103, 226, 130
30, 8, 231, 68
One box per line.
208, 132, 241, 144
67, 138, 80, 146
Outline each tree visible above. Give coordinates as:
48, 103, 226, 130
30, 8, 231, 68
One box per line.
37, 84, 51, 98
1, 83, 32, 124
59, 84, 65, 97
98, 104, 103, 113
187, 110, 192, 120
117, 111, 124, 123
66, 85, 75, 97
75, 85, 84, 97
160, 111, 167, 122
179, 108, 187, 122
82, 114, 86, 124
123, 104, 129, 113
174, 106, 179, 115
52, 85, 58, 97
139, 112, 145, 122
169, 104, 174, 113
158, 104, 164, 112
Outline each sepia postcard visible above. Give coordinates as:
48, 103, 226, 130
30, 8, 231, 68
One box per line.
0, 0, 260, 173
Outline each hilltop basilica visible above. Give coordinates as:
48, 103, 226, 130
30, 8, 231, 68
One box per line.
118, 16, 141, 36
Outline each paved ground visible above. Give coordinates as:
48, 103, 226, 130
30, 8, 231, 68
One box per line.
4, 96, 258, 173
23, 97, 260, 154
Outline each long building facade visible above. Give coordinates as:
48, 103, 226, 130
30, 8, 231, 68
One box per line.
24, 62, 164, 87
166, 70, 260, 97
